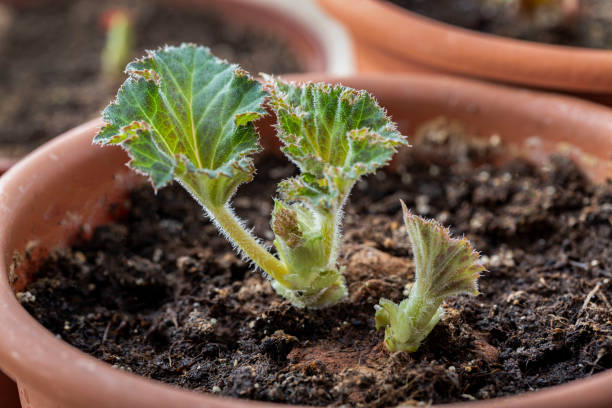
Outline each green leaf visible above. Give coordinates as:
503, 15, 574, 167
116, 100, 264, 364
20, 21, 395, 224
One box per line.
265, 76, 408, 206
95, 44, 267, 205
277, 174, 338, 209
109, 121, 177, 187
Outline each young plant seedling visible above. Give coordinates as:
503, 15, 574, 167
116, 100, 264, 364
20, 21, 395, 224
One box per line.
95, 43, 407, 309
375, 201, 484, 353
100, 8, 134, 80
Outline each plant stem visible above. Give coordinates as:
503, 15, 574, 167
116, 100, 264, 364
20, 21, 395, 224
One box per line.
391, 284, 444, 352
208, 204, 291, 286
321, 183, 354, 269
179, 177, 291, 287
405, 283, 443, 331
320, 209, 337, 266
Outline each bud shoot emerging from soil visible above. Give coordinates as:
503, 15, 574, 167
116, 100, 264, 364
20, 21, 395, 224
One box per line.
100, 8, 134, 80
375, 201, 484, 352
95, 44, 407, 309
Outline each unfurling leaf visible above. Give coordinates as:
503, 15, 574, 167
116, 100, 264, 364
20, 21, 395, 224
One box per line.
375, 201, 484, 352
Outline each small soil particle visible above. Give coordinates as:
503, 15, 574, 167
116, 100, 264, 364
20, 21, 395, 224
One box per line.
0, 0, 303, 157
21, 119, 612, 406
389, 0, 612, 49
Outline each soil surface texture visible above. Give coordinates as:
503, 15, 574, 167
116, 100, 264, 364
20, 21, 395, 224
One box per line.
0, 0, 302, 157
389, 0, 612, 49
20, 120, 612, 407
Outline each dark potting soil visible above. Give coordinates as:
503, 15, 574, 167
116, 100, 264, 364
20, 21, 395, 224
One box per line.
0, 0, 303, 158
388, 0, 612, 49
19, 120, 612, 406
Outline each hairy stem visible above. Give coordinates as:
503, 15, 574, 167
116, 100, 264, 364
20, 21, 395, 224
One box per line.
209, 204, 290, 286
319, 209, 338, 268
402, 283, 444, 339
328, 180, 354, 262
180, 177, 290, 287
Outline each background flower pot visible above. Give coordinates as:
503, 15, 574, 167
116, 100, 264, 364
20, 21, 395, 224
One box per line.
0, 74, 610, 408
166, 0, 354, 75
0, 0, 354, 176
317, 0, 612, 105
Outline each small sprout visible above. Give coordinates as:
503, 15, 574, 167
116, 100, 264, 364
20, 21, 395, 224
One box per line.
100, 8, 134, 80
375, 201, 484, 353
96, 44, 408, 309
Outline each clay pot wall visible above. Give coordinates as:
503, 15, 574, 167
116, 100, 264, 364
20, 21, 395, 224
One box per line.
0, 74, 610, 408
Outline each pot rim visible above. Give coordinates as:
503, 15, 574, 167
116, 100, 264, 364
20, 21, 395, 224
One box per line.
251, 0, 355, 75
318, 0, 612, 93
197, 0, 355, 75
0, 73, 610, 408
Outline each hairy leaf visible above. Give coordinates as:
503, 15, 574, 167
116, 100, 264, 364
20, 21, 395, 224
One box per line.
95, 44, 267, 206
265, 76, 408, 207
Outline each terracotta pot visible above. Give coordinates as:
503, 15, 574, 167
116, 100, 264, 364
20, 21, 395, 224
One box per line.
316, 0, 612, 105
169, 0, 354, 75
0, 74, 611, 408
1, 0, 353, 76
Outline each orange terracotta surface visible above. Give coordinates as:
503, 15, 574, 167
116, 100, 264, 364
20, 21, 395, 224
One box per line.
318, 0, 612, 101
0, 74, 610, 408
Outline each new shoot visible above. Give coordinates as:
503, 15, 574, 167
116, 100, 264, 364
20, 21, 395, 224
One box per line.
375, 201, 484, 353
100, 8, 134, 80
95, 44, 407, 309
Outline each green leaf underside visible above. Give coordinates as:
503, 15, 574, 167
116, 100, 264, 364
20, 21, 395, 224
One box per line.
95, 44, 266, 205
266, 76, 408, 208
375, 202, 484, 352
